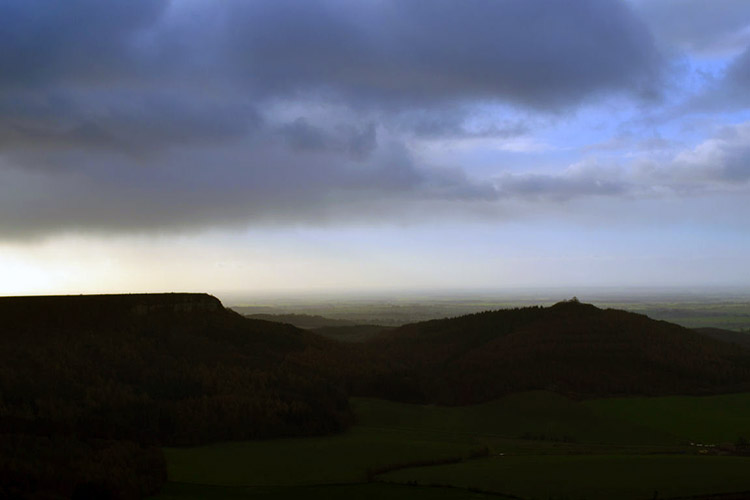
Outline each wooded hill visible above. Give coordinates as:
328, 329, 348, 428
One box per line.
694, 327, 750, 350
297, 298, 750, 405
0, 293, 348, 499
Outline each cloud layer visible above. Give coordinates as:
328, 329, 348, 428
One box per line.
1, 0, 748, 240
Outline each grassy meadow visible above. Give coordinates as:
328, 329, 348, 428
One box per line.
585, 392, 750, 444
155, 391, 750, 499
380, 454, 750, 500
156, 482, 505, 499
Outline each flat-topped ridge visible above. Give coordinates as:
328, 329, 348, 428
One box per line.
0, 292, 224, 321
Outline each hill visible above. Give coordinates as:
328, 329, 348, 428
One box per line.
0, 293, 349, 442
0, 293, 348, 499
318, 299, 750, 404
311, 324, 393, 343
694, 327, 750, 350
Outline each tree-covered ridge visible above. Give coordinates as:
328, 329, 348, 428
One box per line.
0, 294, 349, 499
297, 300, 750, 405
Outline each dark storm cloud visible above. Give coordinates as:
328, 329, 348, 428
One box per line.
0, 0, 167, 87
0, 137, 499, 239
629, 0, 750, 55
0, 0, 668, 238
224, 0, 663, 109
0, 89, 260, 156
0, 0, 664, 151
395, 108, 530, 140
278, 118, 377, 160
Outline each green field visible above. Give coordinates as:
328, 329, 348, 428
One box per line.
155, 392, 750, 499
164, 425, 475, 486
381, 454, 750, 500
156, 482, 504, 499
586, 392, 750, 444
352, 392, 681, 446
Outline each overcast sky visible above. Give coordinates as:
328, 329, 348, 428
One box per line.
2, 0, 750, 297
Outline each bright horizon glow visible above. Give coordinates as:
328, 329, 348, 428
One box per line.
2, 220, 749, 298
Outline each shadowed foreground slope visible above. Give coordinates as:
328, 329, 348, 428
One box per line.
0, 293, 348, 499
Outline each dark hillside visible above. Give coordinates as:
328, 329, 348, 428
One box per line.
329, 300, 750, 404
0, 293, 349, 499
311, 324, 393, 342
694, 327, 750, 350
0, 293, 349, 442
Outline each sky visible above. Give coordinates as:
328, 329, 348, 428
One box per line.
1, 0, 750, 297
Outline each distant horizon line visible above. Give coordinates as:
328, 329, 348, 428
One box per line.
7, 285, 750, 303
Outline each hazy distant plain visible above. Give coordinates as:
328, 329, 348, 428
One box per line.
226, 287, 750, 331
